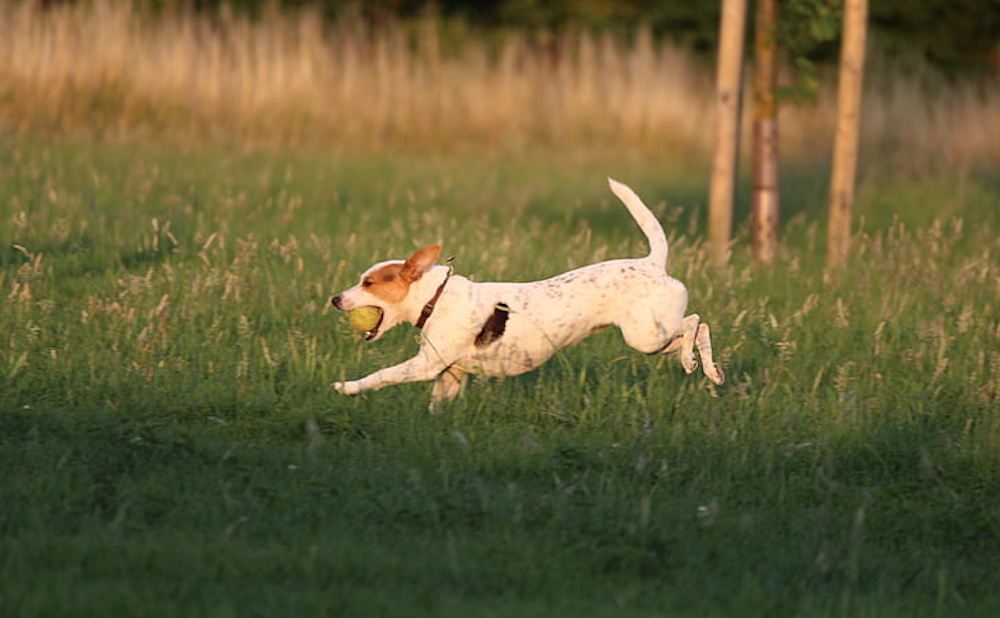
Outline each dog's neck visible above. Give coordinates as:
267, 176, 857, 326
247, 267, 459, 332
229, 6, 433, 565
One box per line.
414, 265, 452, 329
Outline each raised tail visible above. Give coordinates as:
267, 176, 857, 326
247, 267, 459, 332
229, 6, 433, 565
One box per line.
607, 177, 669, 267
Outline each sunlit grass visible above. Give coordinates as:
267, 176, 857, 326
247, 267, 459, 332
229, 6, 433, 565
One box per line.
1, 136, 998, 614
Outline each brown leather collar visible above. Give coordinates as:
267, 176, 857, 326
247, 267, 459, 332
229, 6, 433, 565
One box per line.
415, 267, 451, 329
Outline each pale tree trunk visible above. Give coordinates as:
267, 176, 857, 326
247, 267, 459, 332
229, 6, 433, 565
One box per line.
708, 0, 748, 267
751, 0, 779, 266
827, 0, 868, 268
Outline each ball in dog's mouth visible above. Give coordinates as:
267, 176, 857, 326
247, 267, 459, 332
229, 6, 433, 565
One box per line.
348, 306, 383, 340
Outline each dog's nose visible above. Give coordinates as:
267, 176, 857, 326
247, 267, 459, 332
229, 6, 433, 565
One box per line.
331, 294, 343, 309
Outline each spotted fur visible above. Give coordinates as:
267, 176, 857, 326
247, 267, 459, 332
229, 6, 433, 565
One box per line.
330, 178, 725, 409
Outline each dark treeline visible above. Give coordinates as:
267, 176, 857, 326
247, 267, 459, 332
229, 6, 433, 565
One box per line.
64, 0, 1000, 73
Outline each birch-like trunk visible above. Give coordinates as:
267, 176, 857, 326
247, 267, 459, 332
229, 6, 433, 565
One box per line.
827, 0, 868, 268
751, 0, 779, 266
708, 0, 747, 267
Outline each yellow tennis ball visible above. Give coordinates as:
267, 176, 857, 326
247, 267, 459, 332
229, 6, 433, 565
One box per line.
348, 306, 382, 332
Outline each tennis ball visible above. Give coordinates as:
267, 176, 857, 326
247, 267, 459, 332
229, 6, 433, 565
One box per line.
348, 306, 382, 333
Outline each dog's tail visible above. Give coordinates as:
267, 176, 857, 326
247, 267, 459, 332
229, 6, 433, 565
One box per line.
607, 177, 668, 267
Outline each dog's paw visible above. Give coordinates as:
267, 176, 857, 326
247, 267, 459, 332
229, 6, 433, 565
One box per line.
707, 364, 725, 385
331, 380, 363, 396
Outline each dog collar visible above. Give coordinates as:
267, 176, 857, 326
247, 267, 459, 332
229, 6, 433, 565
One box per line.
415, 264, 452, 329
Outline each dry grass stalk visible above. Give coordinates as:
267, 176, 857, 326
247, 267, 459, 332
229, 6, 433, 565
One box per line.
0, 0, 996, 167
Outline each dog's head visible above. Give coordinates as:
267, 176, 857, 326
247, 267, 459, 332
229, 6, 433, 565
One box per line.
330, 245, 441, 342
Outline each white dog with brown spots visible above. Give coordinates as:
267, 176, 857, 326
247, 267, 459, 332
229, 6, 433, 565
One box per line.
331, 178, 725, 408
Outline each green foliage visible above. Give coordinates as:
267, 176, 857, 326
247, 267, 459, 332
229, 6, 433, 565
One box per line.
2, 138, 999, 615
869, 0, 1000, 76
776, 0, 843, 103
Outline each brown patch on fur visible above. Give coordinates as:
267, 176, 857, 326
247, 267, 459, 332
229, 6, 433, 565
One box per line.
475, 303, 509, 348
360, 245, 441, 304
362, 263, 410, 303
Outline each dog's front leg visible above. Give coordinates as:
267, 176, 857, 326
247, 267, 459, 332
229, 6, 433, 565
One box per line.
429, 367, 467, 412
332, 355, 447, 396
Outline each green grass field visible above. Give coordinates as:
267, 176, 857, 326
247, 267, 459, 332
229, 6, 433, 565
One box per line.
1, 137, 998, 616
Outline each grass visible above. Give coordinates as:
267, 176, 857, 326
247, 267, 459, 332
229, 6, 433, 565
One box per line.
1, 135, 999, 616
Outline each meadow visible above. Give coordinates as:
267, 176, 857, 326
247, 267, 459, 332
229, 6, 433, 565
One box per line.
2, 2, 1000, 616
2, 137, 998, 616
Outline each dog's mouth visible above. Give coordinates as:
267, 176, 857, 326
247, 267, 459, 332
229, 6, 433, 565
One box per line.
363, 314, 384, 341
346, 306, 384, 341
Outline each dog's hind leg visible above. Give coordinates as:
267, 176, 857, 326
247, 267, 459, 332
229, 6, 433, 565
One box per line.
659, 314, 701, 374
429, 367, 466, 411
694, 322, 725, 385
658, 314, 724, 384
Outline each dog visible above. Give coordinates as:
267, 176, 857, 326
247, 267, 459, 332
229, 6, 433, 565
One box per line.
330, 178, 725, 408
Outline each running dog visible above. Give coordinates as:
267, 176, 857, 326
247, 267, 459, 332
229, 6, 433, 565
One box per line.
330, 178, 725, 407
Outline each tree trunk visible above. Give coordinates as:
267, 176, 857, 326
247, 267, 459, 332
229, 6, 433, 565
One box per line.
827, 0, 868, 268
751, 0, 779, 266
708, 0, 748, 268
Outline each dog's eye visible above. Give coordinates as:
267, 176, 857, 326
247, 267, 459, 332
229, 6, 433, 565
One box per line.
362, 280, 373, 288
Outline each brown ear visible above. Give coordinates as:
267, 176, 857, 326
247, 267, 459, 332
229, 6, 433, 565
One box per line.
401, 245, 441, 281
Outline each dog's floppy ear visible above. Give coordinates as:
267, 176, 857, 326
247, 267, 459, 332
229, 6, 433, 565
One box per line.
401, 245, 441, 281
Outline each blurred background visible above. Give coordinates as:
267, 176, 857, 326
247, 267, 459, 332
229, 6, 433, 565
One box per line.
1, 0, 997, 171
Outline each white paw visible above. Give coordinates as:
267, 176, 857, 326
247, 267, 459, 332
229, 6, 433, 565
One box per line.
331, 380, 363, 396
707, 364, 725, 385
